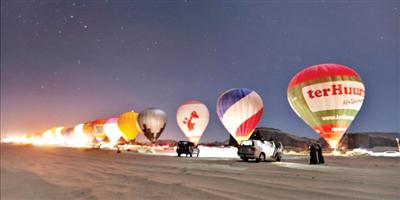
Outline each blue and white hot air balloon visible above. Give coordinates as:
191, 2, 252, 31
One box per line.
216, 88, 264, 145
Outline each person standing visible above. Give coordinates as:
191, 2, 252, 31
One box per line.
315, 143, 325, 164
309, 144, 318, 164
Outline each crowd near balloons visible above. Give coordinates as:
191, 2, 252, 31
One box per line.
3, 63, 365, 151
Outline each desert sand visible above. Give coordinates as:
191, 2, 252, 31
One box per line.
1, 144, 399, 200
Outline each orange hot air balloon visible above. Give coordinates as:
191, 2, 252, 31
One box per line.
82, 122, 97, 143
117, 111, 141, 142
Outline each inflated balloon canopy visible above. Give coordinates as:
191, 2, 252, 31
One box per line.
104, 117, 125, 144
287, 63, 365, 149
117, 111, 141, 142
91, 119, 108, 142
216, 88, 264, 145
137, 108, 167, 143
177, 100, 209, 145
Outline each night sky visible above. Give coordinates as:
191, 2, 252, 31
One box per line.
1, 0, 399, 142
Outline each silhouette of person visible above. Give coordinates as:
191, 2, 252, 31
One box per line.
309, 144, 318, 164
315, 143, 324, 164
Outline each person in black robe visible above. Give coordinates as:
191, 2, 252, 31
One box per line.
315, 143, 325, 164
309, 144, 318, 164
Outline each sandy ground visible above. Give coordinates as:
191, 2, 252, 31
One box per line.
1, 144, 399, 200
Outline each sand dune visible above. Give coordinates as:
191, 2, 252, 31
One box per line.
1, 144, 399, 200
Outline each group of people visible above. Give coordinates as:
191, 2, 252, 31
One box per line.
309, 143, 325, 164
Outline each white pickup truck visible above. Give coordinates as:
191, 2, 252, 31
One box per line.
237, 139, 283, 162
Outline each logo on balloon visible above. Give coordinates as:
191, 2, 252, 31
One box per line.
183, 111, 199, 131
177, 100, 209, 145
287, 63, 365, 149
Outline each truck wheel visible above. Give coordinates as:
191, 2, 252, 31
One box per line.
275, 153, 282, 162
178, 153, 181, 157
242, 157, 248, 162
258, 153, 266, 162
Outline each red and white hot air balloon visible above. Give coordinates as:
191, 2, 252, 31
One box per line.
216, 88, 264, 145
177, 100, 209, 145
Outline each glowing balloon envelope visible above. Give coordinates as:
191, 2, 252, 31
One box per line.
177, 100, 209, 145
216, 88, 264, 145
117, 112, 141, 142
137, 108, 167, 143
42, 129, 57, 144
82, 122, 97, 143
73, 123, 93, 146
91, 119, 108, 142
104, 117, 125, 144
287, 63, 365, 148
53, 127, 64, 145
61, 127, 75, 145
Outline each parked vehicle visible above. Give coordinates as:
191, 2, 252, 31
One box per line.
237, 139, 283, 162
176, 141, 199, 157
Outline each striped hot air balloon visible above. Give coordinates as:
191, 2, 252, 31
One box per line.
92, 119, 108, 142
287, 63, 365, 149
137, 108, 167, 143
217, 88, 264, 145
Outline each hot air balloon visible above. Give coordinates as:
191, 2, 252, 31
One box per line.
104, 117, 125, 144
287, 63, 365, 149
137, 108, 167, 143
216, 88, 264, 145
54, 127, 64, 144
61, 127, 75, 146
177, 100, 209, 145
91, 119, 108, 142
73, 123, 93, 146
117, 111, 141, 142
42, 128, 58, 144
82, 122, 97, 143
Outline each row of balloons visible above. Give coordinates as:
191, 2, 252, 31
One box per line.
182, 63, 365, 149
37, 108, 167, 147
28, 63, 366, 149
